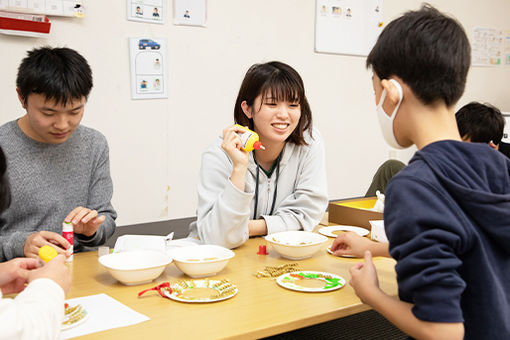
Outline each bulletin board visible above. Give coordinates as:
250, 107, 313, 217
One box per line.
471, 27, 510, 67
315, 0, 383, 57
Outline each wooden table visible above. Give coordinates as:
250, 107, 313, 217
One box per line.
68, 234, 397, 339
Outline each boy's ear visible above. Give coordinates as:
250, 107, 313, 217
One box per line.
381, 79, 402, 105
241, 101, 252, 119
489, 141, 499, 150
16, 88, 27, 109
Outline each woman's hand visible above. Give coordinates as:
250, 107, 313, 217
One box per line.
222, 125, 250, 191
222, 125, 249, 169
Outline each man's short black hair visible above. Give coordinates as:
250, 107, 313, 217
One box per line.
366, 5, 471, 107
456, 102, 504, 145
16, 47, 93, 106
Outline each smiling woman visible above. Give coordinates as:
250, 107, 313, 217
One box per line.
188, 61, 328, 249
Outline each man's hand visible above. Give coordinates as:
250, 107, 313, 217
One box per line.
65, 206, 105, 237
24, 231, 70, 259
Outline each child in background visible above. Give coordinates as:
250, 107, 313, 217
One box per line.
455, 101, 504, 148
189, 61, 328, 249
0, 146, 71, 340
0, 47, 117, 261
346, 5, 510, 339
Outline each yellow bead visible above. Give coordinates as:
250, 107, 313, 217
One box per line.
39, 245, 58, 263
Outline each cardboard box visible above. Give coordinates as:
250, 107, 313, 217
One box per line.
328, 197, 383, 230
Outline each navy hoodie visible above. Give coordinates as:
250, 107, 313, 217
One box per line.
385, 140, 510, 339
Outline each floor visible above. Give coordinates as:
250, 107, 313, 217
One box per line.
264, 310, 407, 340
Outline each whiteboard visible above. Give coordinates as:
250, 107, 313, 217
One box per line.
315, 0, 383, 56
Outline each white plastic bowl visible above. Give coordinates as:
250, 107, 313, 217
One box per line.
265, 231, 328, 260
99, 250, 172, 285
171, 245, 235, 278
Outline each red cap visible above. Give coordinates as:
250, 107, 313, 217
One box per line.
253, 141, 264, 150
257, 245, 268, 255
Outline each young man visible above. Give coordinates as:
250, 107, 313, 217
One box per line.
0, 47, 117, 262
347, 6, 510, 339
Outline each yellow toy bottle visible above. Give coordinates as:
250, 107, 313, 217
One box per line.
39, 245, 58, 263
235, 124, 265, 152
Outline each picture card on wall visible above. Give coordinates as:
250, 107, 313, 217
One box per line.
315, 0, 383, 56
129, 37, 168, 99
173, 0, 206, 27
127, 0, 164, 24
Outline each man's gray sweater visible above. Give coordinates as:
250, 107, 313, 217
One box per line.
0, 120, 117, 261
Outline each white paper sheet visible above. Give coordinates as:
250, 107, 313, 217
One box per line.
315, 0, 383, 56
61, 294, 149, 339
369, 220, 388, 243
173, 0, 207, 26
114, 234, 167, 253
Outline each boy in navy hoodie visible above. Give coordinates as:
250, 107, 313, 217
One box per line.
349, 5, 510, 340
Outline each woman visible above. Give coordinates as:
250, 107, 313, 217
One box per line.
189, 61, 328, 249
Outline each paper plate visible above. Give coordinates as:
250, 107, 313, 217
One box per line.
276, 271, 345, 292
318, 226, 369, 238
62, 303, 88, 331
326, 246, 355, 258
164, 279, 238, 303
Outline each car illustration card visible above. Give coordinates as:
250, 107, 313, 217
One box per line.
129, 37, 168, 99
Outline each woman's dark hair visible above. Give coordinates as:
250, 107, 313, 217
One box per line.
0, 147, 11, 214
16, 47, 93, 106
234, 61, 312, 145
456, 102, 504, 145
366, 5, 470, 107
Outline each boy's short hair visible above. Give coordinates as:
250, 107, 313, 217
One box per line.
16, 47, 93, 106
234, 61, 312, 145
456, 102, 504, 145
366, 5, 471, 107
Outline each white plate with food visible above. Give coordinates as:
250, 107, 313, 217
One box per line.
164, 279, 238, 303
276, 271, 345, 293
62, 303, 88, 331
318, 225, 369, 238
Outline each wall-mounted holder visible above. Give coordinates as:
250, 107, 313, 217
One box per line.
0, 11, 51, 37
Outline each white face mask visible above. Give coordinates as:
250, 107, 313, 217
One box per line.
376, 79, 405, 149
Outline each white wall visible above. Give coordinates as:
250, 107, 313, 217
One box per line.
1, 0, 509, 226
